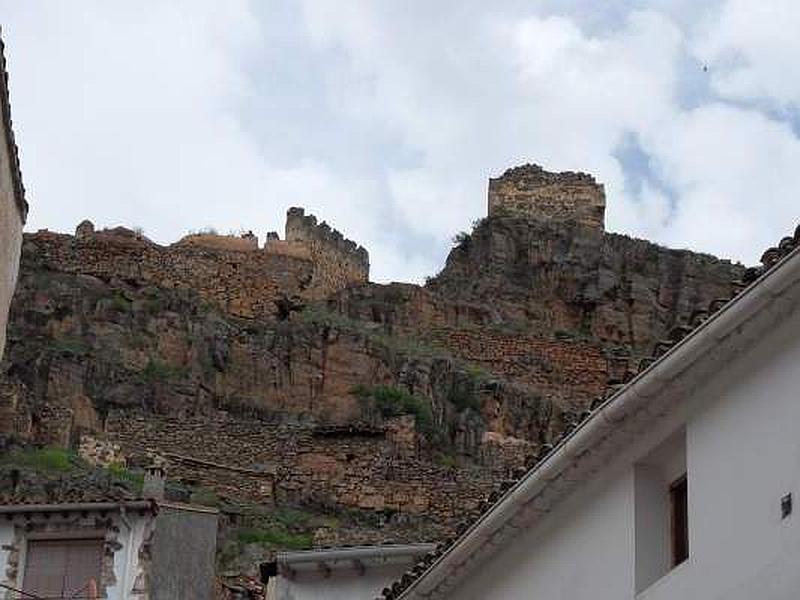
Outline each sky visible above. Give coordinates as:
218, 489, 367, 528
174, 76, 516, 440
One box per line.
1, 1, 799, 283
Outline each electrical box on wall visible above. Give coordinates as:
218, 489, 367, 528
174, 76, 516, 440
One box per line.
781, 493, 792, 520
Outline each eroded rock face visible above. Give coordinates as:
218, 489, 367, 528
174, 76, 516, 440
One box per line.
0, 192, 747, 546
426, 217, 744, 354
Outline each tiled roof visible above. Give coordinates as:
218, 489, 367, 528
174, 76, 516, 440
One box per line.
381, 223, 800, 599
0, 28, 27, 223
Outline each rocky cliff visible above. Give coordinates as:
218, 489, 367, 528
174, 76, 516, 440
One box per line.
0, 167, 746, 565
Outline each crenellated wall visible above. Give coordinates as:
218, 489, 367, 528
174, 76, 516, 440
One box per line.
266, 207, 369, 299
22, 207, 369, 321
488, 164, 606, 229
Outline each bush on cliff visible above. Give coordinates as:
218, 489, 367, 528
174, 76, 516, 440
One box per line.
351, 384, 433, 433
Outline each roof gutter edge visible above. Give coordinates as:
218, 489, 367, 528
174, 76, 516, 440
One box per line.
0, 500, 157, 515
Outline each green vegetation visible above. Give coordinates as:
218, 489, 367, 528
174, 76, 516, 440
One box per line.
48, 337, 91, 357
447, 365, 484, 413
452, 231, 471, 248
106, 464, 144, 492
352, 384, 433, 433
190, 486, 221, 507
108, 291, 132, 313
1, 447, 76, 472
235, 527, 312, 550
138, 358, 189, 383
436, 453, 458, 468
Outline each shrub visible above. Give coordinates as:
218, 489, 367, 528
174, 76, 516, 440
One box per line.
190, 487, 221, 507
352, 384, 433, 433
235, 527, 312, 550
452, 231, 471, 248
138, 358, 188, 383
109, 292, 132, 313
2, 447, 75, 472
107, 464, 144, 492
447, 368, 484, 413
48, 337, 90, 357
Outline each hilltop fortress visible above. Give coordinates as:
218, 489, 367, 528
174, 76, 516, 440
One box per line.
33, 165, 609, 324
36, 207, 369, 320
2, 163, 744, 550
488, 163, 606, 229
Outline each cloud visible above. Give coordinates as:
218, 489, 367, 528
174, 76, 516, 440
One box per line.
1, 1, 799, 283
694, 0, 800, 109
641, 104, 800, 260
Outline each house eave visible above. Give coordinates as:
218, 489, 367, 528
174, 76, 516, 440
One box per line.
0, 28, 28, 224
0, 500, 158, 516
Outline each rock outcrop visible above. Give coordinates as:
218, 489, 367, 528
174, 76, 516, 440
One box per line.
0, 165, 747, 548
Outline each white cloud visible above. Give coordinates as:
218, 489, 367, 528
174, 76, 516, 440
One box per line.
694, 0, 800, 108
642, 104, 800, 260
2, 0, 799, 284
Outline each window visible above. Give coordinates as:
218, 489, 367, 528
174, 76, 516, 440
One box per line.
670, 476, 689, 567
23, 538, 103, 599
634, 430, 688, 594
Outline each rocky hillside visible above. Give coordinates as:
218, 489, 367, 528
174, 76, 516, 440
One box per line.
0, 166, 746, 570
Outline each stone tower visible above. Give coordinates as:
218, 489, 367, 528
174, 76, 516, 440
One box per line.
488, 164, 606, 230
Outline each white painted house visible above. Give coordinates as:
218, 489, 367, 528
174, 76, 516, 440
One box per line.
263, 544, 435, 600
0, 499, 219, 599
391, 231, 800, 599
0, 29, 27, 362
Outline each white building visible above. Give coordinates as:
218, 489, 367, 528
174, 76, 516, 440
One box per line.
389, 229, 800, 599
0, 498, 219, 600
262, 544, 435, 600
0, 29, 27, 361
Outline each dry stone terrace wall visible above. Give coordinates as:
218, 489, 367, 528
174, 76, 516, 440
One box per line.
427, 327, 609, 407
102, 410, 495, 528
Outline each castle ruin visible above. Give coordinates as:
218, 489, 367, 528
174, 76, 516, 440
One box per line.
488, 163, 606, 229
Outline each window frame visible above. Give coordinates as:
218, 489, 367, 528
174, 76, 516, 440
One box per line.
669, 474, 689, 568
21, 535, 105, 600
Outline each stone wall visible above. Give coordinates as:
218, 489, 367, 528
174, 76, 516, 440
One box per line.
102, 410, 497, 528
269, 207, 370, 299
21, 207, 369, 321
428, 327, 609, 407
488, 164, 605, 229
24, 228, 315, 320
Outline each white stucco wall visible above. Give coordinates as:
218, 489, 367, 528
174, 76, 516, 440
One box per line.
108, 512, 154, 600
0, 104, 23, 361
450, 302, 800, 599
273, 563, 417, 600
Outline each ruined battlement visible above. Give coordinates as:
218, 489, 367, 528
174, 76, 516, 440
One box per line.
488, 164, 606, 229
31, 207, 371, 319
265, 207, 370, 298
283, 207, 369, 270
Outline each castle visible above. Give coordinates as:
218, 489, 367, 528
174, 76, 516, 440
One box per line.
49, 208, 370, 320
488, 163, 606, 229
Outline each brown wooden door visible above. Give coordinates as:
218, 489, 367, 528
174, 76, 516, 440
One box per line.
22, 538, 103, 599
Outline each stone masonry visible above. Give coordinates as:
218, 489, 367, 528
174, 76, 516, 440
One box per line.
24, 207, 368, 321
268, 207, 369, 299
488, 163, 606, 229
